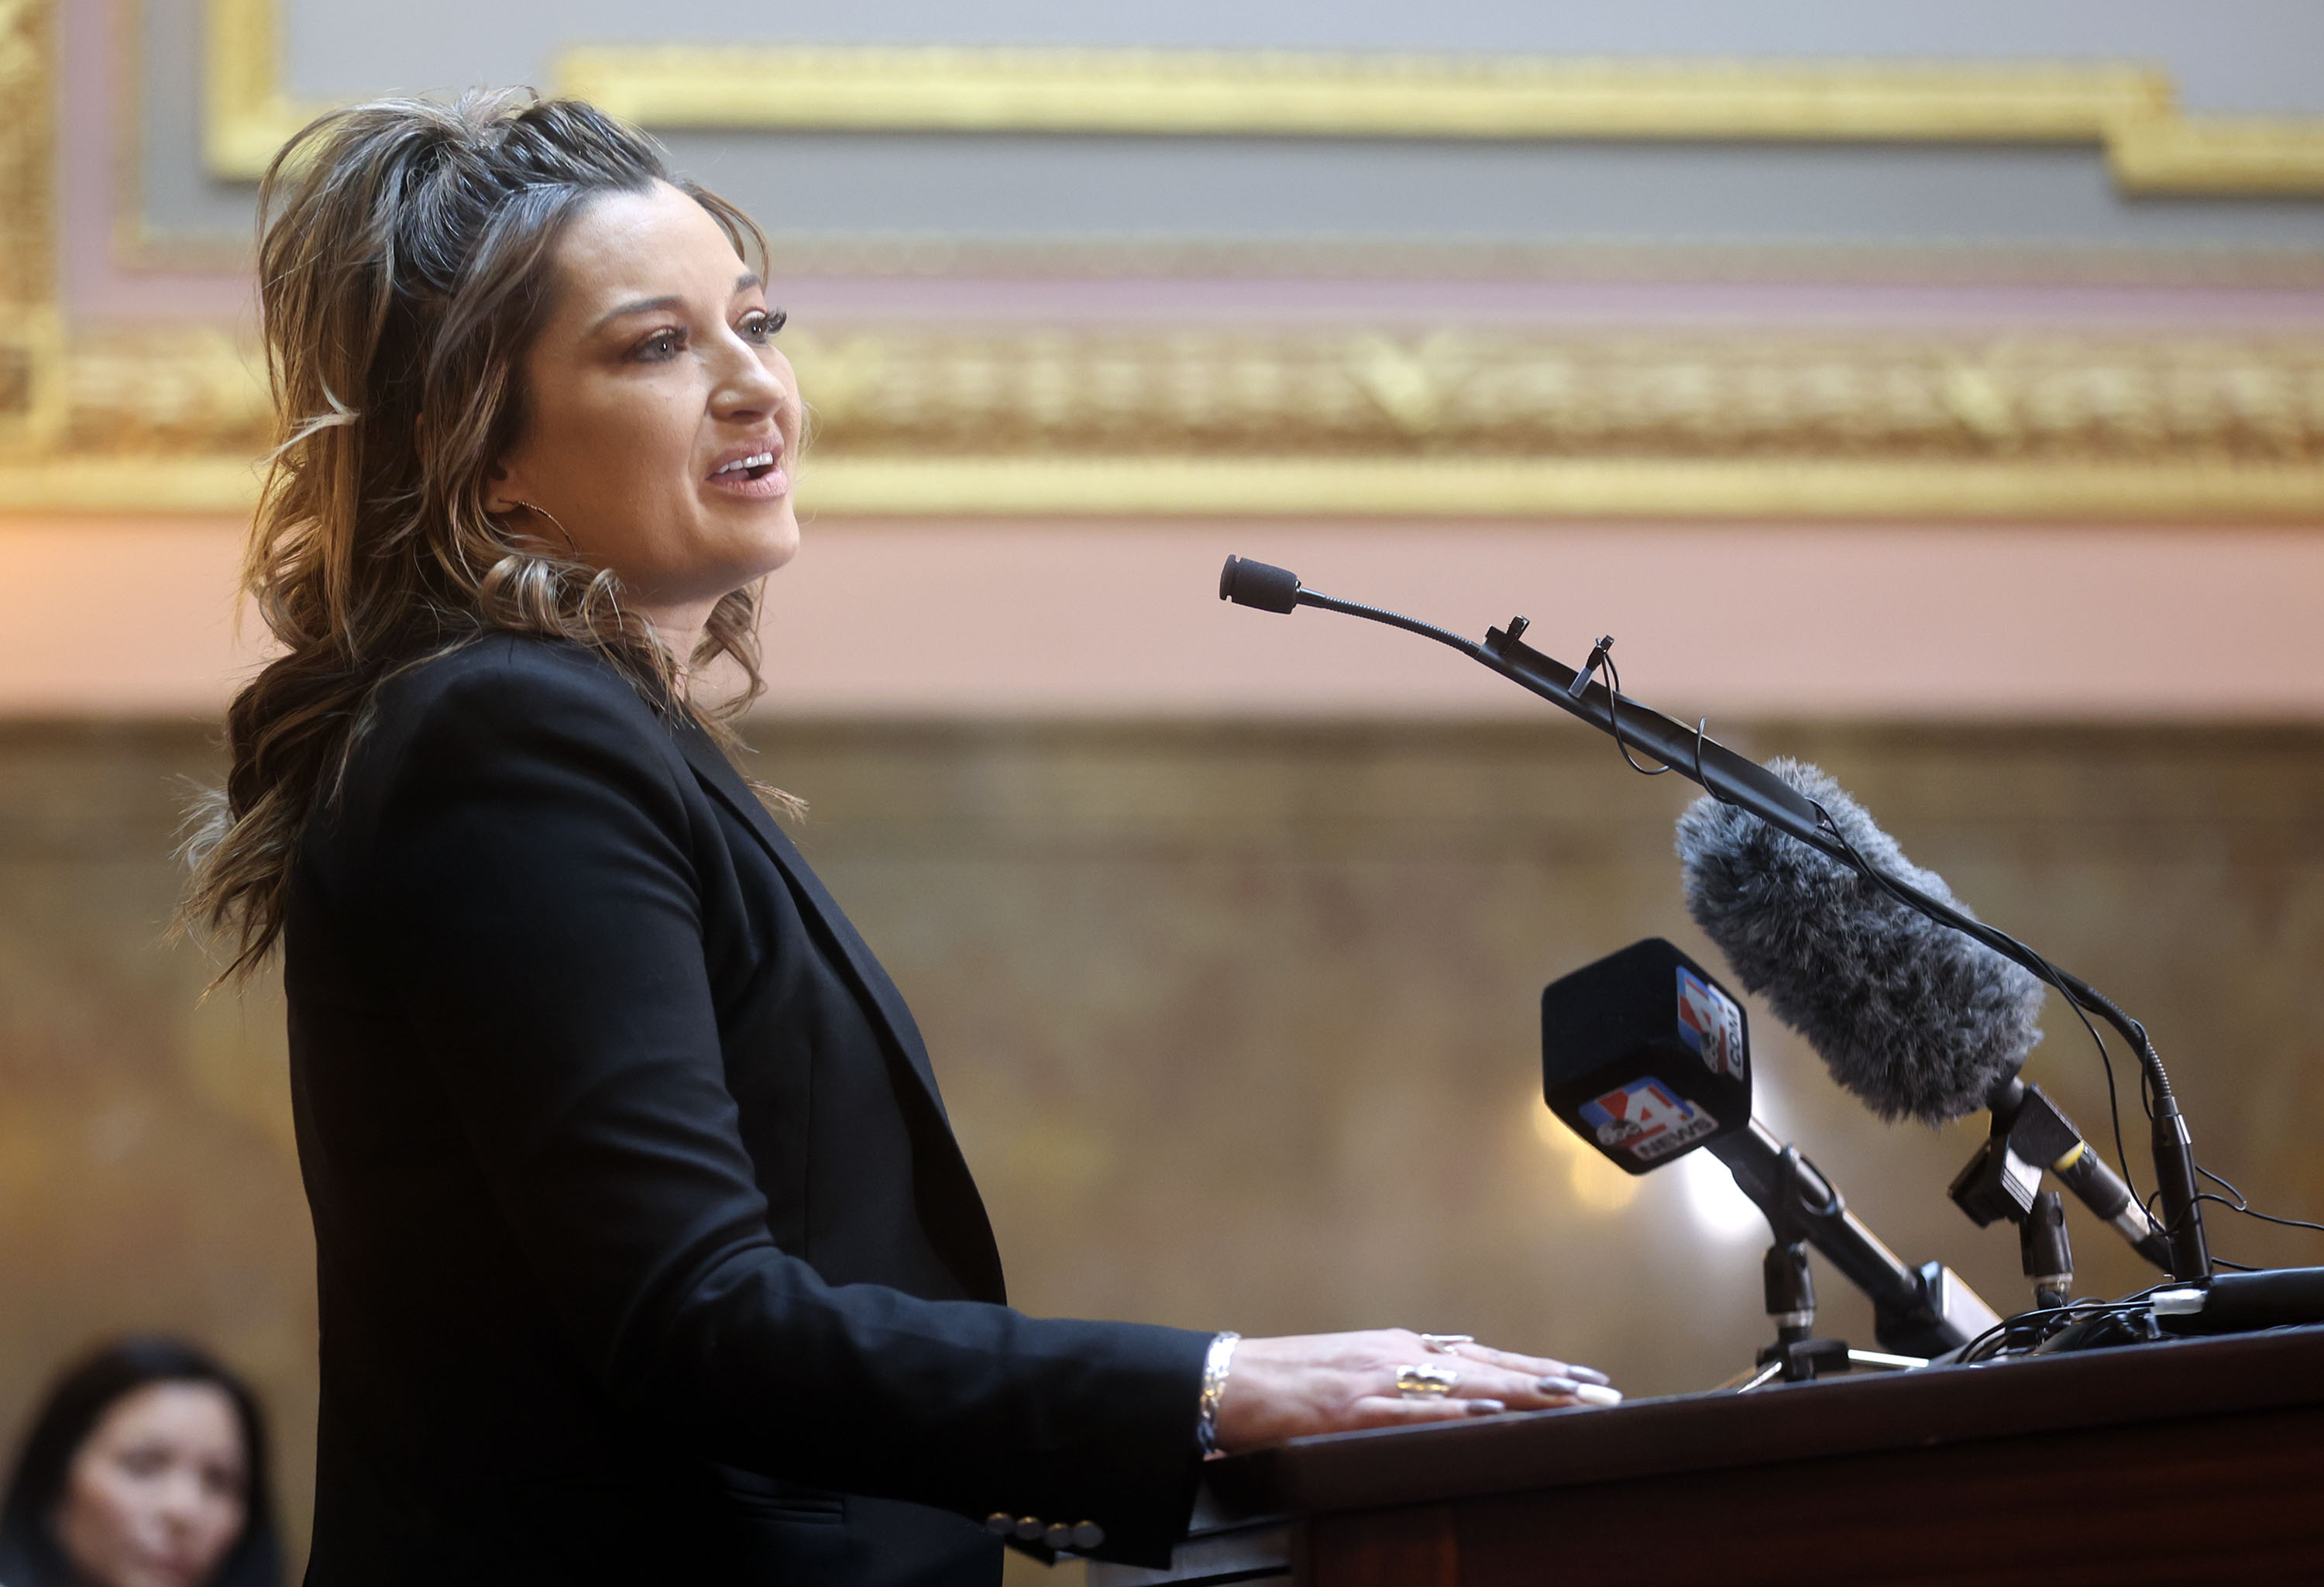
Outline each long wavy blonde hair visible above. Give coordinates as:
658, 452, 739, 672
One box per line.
181, 91, 778, 983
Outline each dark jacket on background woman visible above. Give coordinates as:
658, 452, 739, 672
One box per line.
285, 635, 1209, 1585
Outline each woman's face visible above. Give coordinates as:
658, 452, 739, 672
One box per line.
490, 179, 803, 643
52, 1381, 249, 1587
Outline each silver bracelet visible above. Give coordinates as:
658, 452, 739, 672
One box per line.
1195, 1331, 1239, 1458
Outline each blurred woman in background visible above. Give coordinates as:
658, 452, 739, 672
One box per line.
0, 1337, 280, 1587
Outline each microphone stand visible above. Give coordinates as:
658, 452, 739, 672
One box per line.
1220, 556, 2212, 1282
1950, 1072, 2175, 1272
1712, 1121, 2000, 1368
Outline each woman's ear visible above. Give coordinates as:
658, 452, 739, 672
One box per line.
482, 461, 523, 518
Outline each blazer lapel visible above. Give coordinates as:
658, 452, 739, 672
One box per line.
673, 722, 1008, 1304
672, 725, 951, 1123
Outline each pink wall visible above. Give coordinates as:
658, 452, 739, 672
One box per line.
6, 515, 2321, 721
0, 521, 269, 718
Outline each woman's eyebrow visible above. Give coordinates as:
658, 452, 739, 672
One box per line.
590, 274, 758, 332
590, 294, 683, 334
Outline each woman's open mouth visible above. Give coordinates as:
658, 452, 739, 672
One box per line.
706, 448, 789, 500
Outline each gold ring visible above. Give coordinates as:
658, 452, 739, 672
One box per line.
1419, 1334, 1473, 1354
1395, 1362, 1460, 1398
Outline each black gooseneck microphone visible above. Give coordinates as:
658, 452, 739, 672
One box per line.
1219, 553, 2211, 1282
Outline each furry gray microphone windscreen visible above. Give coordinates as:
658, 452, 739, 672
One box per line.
1674, 759, 2046, 1127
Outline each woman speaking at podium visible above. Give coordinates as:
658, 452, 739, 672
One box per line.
180, 91, 1611, 1585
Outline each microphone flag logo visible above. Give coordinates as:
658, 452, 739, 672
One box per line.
1580, 1079, 1718, 1165
1676, 966, 1748, 1081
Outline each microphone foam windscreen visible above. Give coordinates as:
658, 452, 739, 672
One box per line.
1219, 555, 1301, 614
1674, 759, 2044, 1126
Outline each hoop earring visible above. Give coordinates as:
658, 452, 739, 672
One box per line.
508, 500, 579, 556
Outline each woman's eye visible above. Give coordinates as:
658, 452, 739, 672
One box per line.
631, 328, 686, 362
741, 308, 787, 343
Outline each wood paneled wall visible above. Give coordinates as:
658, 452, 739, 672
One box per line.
2, 718, 2319, 1567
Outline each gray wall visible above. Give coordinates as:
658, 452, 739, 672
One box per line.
133, 0, 2324, 255
280, 0, 2324, 109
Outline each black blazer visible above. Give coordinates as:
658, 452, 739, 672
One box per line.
284, 635, 1210, 1585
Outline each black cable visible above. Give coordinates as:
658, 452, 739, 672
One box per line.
2090, 1022, 2140, 1219
1953, 1289, 2174, 1365
1963, 1277, 2183, 1363
2222, 1207, 2324, 1236
1961, 1302, 2069, 1364
1598, 654, 1673, 777
2193, 1168, 2324, 1237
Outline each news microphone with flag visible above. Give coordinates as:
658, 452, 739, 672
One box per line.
1540, 937, 1751, 1173
1675, 760, 2173, 1272
1219, 552, 2206, 1280
1542, 939, 1999, 1358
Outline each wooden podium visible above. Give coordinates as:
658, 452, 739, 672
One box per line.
1092, 1325, 2324, 1586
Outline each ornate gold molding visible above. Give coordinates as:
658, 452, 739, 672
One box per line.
204, 0, 308, 184
7, 322, 2324, 519
792, 457, 2324, 521
200, 0, 2324, 195
0, 0, 62, 453
559, 49, 2174, 142
782, 328, 2324, 466
0, 2, 2309, 522
0, 0, 53, 307
565, 50, 2324, 198
9, 451, 2322, 521
39, 323, 2324, 467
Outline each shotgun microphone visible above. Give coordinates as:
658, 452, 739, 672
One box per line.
1675, 759, 2041, 1128
1676, 760, 2173, 1272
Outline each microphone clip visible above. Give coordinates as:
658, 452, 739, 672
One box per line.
1568, 634, 1615, 699
1949, 1079, 2175, 1273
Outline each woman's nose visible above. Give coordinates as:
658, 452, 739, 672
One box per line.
153, 1468, 205, 1528
711, 340, 788, 422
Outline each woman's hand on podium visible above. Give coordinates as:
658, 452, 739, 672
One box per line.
1212, 1331, 1618, 1451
